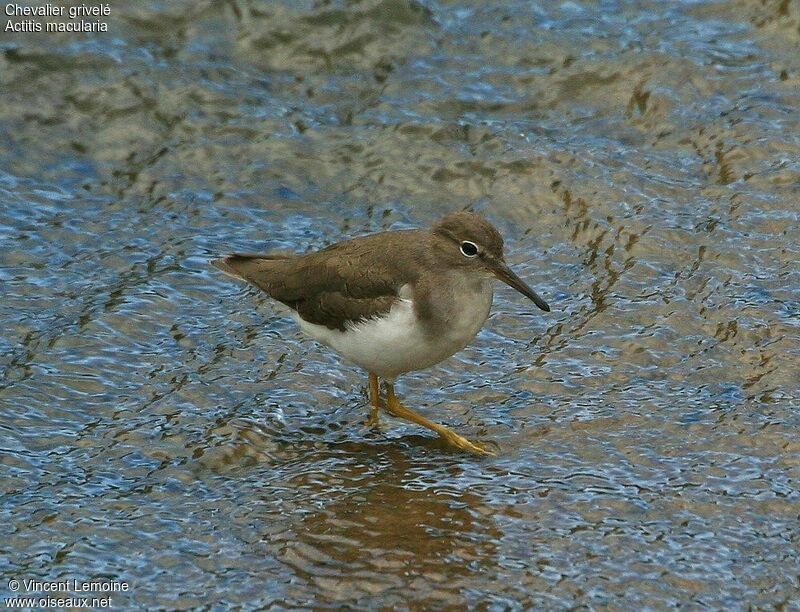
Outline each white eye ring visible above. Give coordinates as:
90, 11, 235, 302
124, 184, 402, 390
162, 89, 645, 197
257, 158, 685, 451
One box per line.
460, 241, 479, 258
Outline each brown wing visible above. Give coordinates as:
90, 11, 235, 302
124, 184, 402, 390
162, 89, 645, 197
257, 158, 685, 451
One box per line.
211, 230, 423, 331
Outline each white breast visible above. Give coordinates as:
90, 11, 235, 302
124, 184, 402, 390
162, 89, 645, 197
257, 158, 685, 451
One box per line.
294, 279, 493, 380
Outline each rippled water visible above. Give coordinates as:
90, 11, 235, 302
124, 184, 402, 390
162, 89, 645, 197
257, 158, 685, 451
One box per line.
2, 0, 799, 608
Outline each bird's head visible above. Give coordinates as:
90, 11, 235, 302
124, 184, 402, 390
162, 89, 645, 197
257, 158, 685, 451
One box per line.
431, 211, 550, 312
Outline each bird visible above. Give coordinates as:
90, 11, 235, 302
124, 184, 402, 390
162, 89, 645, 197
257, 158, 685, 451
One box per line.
211, 211, 550, 455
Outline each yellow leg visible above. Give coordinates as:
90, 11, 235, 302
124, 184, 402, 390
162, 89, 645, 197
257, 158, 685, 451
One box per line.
365, 372, 382, 427
384, 383, 495, 456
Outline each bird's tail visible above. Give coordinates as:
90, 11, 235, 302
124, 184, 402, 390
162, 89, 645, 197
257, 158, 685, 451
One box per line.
210, 253, 294, 286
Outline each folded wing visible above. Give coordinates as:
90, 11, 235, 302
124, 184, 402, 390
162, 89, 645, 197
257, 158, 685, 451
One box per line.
211, 231, 421, 331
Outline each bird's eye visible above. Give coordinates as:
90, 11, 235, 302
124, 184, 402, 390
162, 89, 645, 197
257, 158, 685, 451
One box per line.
460, 241, 479, 258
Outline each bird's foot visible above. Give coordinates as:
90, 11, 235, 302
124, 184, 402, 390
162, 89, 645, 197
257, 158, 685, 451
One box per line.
384, 384, 495, 457
365, 372, 384, 428
364, 406, 382, 429
437, 427, 496, 456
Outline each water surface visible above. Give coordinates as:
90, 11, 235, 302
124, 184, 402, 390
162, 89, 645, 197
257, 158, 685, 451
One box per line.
1, 0, 799, 608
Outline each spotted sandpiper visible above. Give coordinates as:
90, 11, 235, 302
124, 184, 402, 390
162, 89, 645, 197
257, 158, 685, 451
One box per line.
212, 211, 550, 455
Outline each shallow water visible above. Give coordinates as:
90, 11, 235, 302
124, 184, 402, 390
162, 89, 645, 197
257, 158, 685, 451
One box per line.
2, 0, 799, 608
